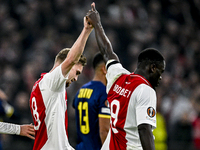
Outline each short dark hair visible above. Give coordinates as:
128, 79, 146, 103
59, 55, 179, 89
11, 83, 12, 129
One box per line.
138, 48, 164, 68
55, 48, 87, 66
93, 52, 104, 69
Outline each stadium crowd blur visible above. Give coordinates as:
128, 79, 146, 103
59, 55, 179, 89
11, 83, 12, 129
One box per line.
0, 0, 200, 150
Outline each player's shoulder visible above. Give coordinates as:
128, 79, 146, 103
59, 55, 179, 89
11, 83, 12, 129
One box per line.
136, 84, 155, 93
83, 81, 105, 88
131, 84, 155, 101
134, 84, 156, 101
107, 62, 130, 79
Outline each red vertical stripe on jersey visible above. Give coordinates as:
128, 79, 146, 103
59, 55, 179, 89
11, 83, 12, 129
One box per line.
30, 75, 48, 150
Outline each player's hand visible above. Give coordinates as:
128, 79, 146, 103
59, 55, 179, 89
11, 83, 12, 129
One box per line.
86, 2, 101, 28
84, 16, 93, 31
20, 123, 35, 140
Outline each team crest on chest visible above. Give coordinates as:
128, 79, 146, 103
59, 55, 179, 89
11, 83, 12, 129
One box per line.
147, 107, 156, 118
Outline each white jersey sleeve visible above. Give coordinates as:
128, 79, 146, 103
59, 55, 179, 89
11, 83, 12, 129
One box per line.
0, 122, 20, 135
41, 65, 69, 92
106, 60, 130, 93
133, 84, 157, 129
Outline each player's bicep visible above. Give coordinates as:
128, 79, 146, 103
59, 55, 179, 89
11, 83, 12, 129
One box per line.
98, 101, 110, 141
99, 117, 110, 129
138, 123, 155, 150
135, 85, 157, 129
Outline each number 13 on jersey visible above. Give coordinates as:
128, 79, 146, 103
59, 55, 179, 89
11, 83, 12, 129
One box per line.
78, 102, 90, 134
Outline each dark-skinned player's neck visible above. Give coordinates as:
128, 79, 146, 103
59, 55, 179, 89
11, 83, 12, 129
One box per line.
134, 68, 150, 82
135, 68, 156, 90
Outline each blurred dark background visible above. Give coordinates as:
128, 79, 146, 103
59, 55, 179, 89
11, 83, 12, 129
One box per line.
0, 0, 200, 150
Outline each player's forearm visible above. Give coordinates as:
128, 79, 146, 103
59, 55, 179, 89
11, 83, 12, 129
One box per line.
0, 122, 20, 135
94, 23, 119, 62
67, 27, 92, 64
61, 27, 92, 76
100, 131, 108, 144
99, 117, 110, 144
138, 124, 155, 150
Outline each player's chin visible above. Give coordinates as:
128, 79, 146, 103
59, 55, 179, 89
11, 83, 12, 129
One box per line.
153, 82, 159, 88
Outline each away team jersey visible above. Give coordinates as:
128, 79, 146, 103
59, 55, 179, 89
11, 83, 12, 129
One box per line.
73, 81, 110, 150
30, 65, 72, 150
101, 62, 157, 150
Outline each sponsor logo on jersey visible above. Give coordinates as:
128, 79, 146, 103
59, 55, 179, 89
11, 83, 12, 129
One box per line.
147, 107, 156, 118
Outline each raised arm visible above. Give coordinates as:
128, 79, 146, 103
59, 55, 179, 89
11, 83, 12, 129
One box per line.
86, 3, 119, 63
61, 17, 93, 76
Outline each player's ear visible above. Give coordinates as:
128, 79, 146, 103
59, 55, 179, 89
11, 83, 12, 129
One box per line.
101, 65, 107, 74
150, 64, 156, 73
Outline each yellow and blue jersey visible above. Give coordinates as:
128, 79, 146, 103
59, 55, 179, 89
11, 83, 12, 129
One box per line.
73, 81, 110, 150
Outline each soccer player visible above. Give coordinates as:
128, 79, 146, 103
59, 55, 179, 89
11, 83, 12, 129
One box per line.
29, 16, 93, 150
73, 52, 110, 150
86, 3, 166, 150
0, 122, 35, 139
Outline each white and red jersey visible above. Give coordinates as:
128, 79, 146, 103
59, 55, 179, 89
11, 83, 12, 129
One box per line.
30, 65, 72, 150
101, 62, 157, 150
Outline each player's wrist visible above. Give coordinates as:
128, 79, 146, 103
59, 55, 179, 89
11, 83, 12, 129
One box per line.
93, 22, 102, 28
83, 26, 93, 34
15, 124, 21, 135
